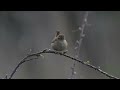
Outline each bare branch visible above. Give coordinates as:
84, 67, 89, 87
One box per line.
8, 49, 119, 79
70, 11, 90, 79
9, 55, 39, 79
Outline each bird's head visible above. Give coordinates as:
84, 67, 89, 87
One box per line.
57, 34, 65, 40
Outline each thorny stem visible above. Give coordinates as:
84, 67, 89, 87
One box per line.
9, 61, 26, 79
8, 49, 119, 79
71, 11, 89, 79
9, 54, 40, 79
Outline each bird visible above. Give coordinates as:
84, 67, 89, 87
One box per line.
51, 31, 68, 52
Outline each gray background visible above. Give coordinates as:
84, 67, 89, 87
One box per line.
0, 11, 119, 79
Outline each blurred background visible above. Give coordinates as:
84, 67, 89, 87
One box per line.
0, 11, 120, 79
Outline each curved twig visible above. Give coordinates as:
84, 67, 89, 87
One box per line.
8, 49, 119, 79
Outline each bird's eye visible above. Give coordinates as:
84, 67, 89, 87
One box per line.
58, 36, 61, 39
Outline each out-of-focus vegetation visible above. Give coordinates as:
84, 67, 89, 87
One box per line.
0, 11, 120, 79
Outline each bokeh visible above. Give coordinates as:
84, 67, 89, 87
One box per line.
0, 11, 119, 79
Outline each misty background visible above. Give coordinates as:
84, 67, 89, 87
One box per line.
0, 11, 120, 79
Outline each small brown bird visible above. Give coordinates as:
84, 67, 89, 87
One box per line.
51, 31, 68, 52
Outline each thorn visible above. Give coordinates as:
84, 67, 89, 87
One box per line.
48, 49, 51, 51
40, 54, 45, 59
27, 48, 33, 55
63, 50, 68, 54
76, 40, 80, 45
29, 49, 32, 53
43, 48, 48, 52
98, 66, 101, 69
84, 61, 90, 64
79, 27, 82, 30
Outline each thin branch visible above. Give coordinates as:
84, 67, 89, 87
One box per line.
9, 55, 39, 79
77, 11, 89, 55
8, 49, 119, 79
70, 11, 89, 79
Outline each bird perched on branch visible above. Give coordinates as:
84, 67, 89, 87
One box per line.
51, 31, 68, 52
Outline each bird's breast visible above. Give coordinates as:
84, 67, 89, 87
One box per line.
51, 40, 68, 51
